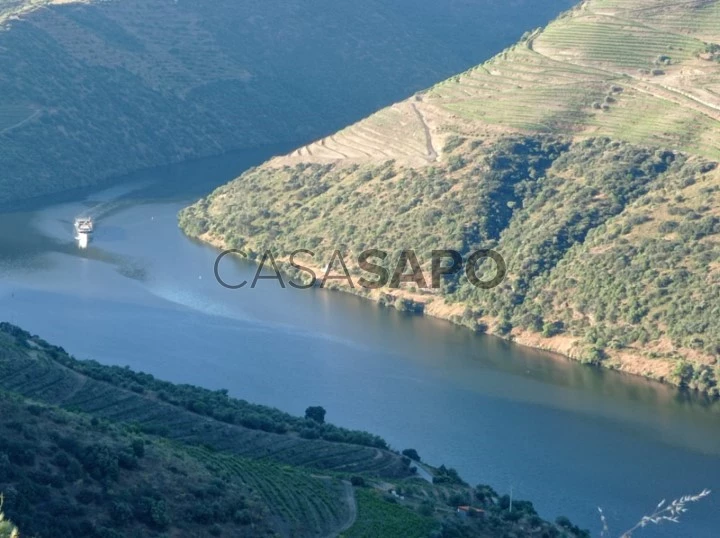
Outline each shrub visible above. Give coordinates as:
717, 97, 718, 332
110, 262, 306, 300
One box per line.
402, 448, 421, 462
109, 501, 133, 526
81, 445, 118, 481
304, 406, 326, 424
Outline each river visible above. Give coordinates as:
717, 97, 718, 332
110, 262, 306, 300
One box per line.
1, 148, 718, 537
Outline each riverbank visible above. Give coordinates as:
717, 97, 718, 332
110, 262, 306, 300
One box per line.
192, 230, 692, 397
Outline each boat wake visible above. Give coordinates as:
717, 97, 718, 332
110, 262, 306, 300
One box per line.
144, 282, 369, 351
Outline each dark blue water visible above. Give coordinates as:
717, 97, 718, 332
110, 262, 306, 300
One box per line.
1, 149, 718, 537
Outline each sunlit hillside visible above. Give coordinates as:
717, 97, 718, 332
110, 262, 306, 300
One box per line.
269, 0, 720, 165
182, 0, 720, 394
0, 0, 572, 203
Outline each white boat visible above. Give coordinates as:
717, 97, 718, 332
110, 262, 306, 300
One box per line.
74, 217, 94, 249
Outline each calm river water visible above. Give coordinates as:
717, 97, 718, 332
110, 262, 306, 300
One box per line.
1, 148, 718, 536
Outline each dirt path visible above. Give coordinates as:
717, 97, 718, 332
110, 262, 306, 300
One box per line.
411, 103, 438, 161
525, 7, 720, 124
628, 81, 720, 123
413, 461, 434, 483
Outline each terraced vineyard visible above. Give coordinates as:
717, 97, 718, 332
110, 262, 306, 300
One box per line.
0, 323, 395, 536
340, 488, 436, 538
183, 0, 720, 395
271, 0, 720, 165
185, 446, 352, 537
0, 324, 410, 479
0, 0, 573, 203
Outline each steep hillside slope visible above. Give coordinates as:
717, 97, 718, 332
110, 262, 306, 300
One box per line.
0, 392, 284, 537
0, 0, 572, 203
0, 324, 408, 479
0, 323, 590, 538
181, 0, 720, 394
265, 0, 720, 164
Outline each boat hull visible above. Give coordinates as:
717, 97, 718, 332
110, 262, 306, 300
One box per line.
76, 232, 90, 249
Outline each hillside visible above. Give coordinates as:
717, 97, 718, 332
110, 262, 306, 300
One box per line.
0, 0, 573, 204
0, 322, 590, 538
180, 0, 720, 395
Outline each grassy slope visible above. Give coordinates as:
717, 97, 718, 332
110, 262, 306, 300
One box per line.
181, 0, 720, 394
0, 323, 589, 538
0, 0, 572, 203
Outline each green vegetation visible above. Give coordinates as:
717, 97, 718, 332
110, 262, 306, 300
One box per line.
425, 0, 720, 159
182, 0, 720, 395
0, 391, 277, 537
0, 323, 404, 476
305, 406, 327, 424
182, 134, 720, 393
402, 448, 421, 462
181, 446, 350, 537
0, 323, 588, 537
0, 0, 572, 204
60, 357, 386, 448
341, 489, 436, 538
342, 480, 591, 538
432, 465, 467, 486
0, 496, 18, 538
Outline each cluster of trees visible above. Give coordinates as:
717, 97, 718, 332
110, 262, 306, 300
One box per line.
433, 483, 589, 537
456, 138, 680, 315
507, 152, 720, 390
432, 464, 466, 486
351, 478, 590, 538
0, 393, 273, 538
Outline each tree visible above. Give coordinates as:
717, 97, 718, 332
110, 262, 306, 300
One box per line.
82, 444, 119, 481
305, 406, 326, 424
402, 448, 421, 462
674, 361, 694, 388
